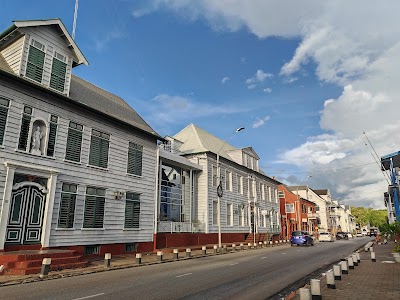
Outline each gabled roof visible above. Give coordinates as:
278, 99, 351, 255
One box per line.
242, 146, 260, 159
314, 189, 329, 196
0, 19, 88, 67
173, 124, 238, 160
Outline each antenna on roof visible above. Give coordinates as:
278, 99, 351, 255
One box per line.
72, 0, 79, 39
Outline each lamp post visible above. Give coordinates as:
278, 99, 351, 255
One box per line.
217, 127, 245, 249
296, 175, 312, 231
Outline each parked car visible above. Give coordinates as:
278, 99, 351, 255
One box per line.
290, 231, 314, 246
336, 231, 349, 240
345, 232, 353, 239
319, 232, 335, 242
356, 232, 363, 237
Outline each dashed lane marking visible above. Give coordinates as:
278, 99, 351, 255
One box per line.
176, 273, 193, 278
229, 263, 239, 266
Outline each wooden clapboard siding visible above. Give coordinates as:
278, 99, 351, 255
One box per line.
0, 74, 158, 247
0, 35, 25, 74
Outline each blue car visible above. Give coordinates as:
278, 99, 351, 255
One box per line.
290, 230, 314, 246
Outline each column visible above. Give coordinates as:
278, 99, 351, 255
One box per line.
0, 165, 16, 251
41, 172, 58, 248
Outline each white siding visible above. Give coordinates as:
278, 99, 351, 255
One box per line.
0, 35, 25, 74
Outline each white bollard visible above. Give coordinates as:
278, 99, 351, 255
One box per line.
340, 260, 348, 274
248, 243, 252, 249
326, 270, 336, 289
348, 256, 354, 269
370, 246, 374, 252
186, 248, 191, 258
202, 246, 207, 256
356, 252, 361, 263
240, 243, 244, 250
39, 258, 52, 278
173, 249, 179, 259
333, 265, 341, 281
352, 253, 358, 266
232, 244, 236, 251
299, 288, 311, 300
136, 253, 142, 264
371, 251, 376, 262
213, 245, 218, 253
104, 253, 111, 268
157, 251, 163, 262
310, 279, 321, 300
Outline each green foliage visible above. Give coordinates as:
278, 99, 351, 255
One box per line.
379, 222, 400, 236
393, 244, 400, 254
351, 206, 387, 227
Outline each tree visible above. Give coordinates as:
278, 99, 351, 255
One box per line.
350, 207, 387, 227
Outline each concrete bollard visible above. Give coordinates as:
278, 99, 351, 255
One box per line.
264, 241, 268, 247
104, 253, 111, 268
232, 244, 236, 252
348, 256, 354, 269
259, 242, 263, 248
326, 270, 336, 289
186, 248, 191, 258
310, 279, 321, 300
157, 251, 163, 262
240, 243, 244, 250
213, 245, 218, 254
371, 251, 376, 262
136, 253, 142, 264
202, 246, 207, 256
299, 287, 311, 300
248, 243, 252, 250
352, 253, 358, 266
333, 265, 341, 281
370, 246, 374, 252
39, 258, 52, 278
173, 249, 179, 260
356, 252, 361, 264
222, 245, 227, 253
340, 260, 348, 274
275, 241, 279, 246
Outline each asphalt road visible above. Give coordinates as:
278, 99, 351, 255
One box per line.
0, 237, 372, 300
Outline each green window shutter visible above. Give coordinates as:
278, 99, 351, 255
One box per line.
89, 131, 109, 168
50, 58, 67, 92
127, 143, 143, 176
83, 192, 105, 229
46, 122, 57, 156
58, 192, 76, 228
26, 45, 45, 83
125, 193, 140, 228
65, 128, 82, 162
18, 114, 31, 150
0, 102, 9, 145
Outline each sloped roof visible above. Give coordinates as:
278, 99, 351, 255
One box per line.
1, 19, 88, 67
173, 123, 239, 160
314, 189, 329, 195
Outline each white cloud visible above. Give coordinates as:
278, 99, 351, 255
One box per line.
252, 116, 270, 128
137, 0, 400, 208
245, 69, 273, 89
263, 88, 272, 93
247, 84, 256, 90
221, 76, 230, 84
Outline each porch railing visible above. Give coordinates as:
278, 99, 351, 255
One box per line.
157, 221, 204, 233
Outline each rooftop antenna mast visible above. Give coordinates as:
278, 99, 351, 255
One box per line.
72, 0, 79, 39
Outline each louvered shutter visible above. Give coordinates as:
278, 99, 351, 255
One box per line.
50, 58, 67, 92
83, 189, 105, 229
127, 143, 143, 176
58, 193, 76, 228
83, 195, 96, 228
65, 128, 82, 162
26, 46, 45, 83
46, 122, 57, 156
18, 114, 31, 150
0, 105, 8, 145
125, 193, 140, 228
89, 135, 109, 168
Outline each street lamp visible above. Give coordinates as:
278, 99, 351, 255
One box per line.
296, 175, 312, 231
217, 127, 245, 249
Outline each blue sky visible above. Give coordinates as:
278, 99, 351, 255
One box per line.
2, 1, 399, 208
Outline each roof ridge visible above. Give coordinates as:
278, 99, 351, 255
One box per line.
191, 124, 206, 152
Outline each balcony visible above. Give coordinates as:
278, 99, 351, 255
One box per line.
157, 221, 204, 233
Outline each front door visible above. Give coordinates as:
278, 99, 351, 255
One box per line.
5, 184, 46, 245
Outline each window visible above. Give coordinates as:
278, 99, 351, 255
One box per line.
302, 204, 307, 213
26, 39, 45, 83
50, 51, 67, 92
89, 129, 110, 168
212, 165, 217, 187
250, 180, 255, 198
0, 97, 10, 145
18, 106, 32, 150
237, 175, 243, 194
125, 192, 140, 228
83, 187, 105, 228
225, 170, 232, 191
227, 203, 232, 226
65, 121, 83, 162
46, 115, 58, 156
267, 186, 272, 202
285, 204, 295, 213
58, 183, 77, 228
127, 142, 143, 176
278, 190, 285, 198
239, 206, 243, 226
316, 205, 320, 212
213, 201, 218, 225
261, 183, 265, 200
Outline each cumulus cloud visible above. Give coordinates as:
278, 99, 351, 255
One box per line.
252, 116, 270, 128
263, 88, 272, 93
134, 0, 400, 208
245, 69, 273, 89
221, 76, 230, 84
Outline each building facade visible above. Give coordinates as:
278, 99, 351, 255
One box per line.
0, 19, 161, 255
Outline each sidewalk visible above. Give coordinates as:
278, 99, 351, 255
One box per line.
290, 241, 400, 300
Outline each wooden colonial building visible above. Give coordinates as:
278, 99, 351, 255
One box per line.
0, 19, 161, 257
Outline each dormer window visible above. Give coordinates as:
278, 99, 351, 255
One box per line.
26, 39, 45, 83
50, 51, 67, 92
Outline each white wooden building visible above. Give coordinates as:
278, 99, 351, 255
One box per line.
0, 19, 161, 255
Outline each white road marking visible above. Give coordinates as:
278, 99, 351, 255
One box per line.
229, 263, 239, 266
281, 253, 287, 255
261, 257, 267, 259
73, 293, 105, 300
176, 273, 192, 278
